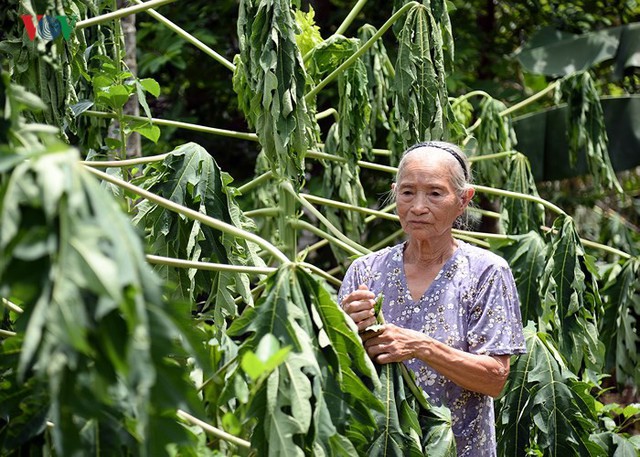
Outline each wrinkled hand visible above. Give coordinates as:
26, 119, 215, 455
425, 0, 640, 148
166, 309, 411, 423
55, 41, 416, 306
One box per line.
361, 323, 426, 364
341, 284, 377, 333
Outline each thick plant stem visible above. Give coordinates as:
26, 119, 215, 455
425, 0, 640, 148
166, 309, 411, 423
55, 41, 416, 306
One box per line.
290, 220, 364, 257
238, 171, 273, 195
278, 181, 299, 260
335, 0, 369, 35
76, 0, 177, 29
2, 298, 23, 314
84, 110, 258, 142
450, 90, 492, 109
283, 182, 370, 255
0, 329, 17, 338
146, 254, 276, 275
303, 194, 398, 221
473, 184, 566, 216
305, 1, 420, 102
81, 153, 169, 167
298, 262, 342, 287
85, 166, 290, 264
177, 410, 251, 449
129, 0, 235, 72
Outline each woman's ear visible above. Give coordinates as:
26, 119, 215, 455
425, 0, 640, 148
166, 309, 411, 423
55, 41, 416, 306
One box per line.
460, 187, 475, 208
391, 182, 396, 193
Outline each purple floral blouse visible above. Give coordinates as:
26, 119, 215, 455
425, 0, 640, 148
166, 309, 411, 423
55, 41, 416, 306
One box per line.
338, 240, 526, 457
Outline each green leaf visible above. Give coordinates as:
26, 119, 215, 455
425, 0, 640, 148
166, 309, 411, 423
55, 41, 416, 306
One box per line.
131, 121, 160, 143
139, 77, 161, 97
496, 323, 605, 456
489, 232, 546, 324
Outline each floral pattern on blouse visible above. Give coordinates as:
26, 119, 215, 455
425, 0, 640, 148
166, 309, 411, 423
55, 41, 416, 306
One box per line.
338, 241, 526, 457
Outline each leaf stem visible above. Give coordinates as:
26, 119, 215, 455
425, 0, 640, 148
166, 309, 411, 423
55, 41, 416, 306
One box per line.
243, 208, 280, 218
0, 329, 17, 338
303, 194, 398, 221
2, 298, 23, 314
290, 220, 364, 257
298, 261, 342, 287
129, 0, 235, 72
146, 254, 275, 275
450, 90, 492, 109
473, 184, 566, 216
83, 110, 258, 142
176, 409, 251, 449
368, 228, 404, 252
84, 166, 290, 264
81, 153, 169, 167
500, 81, 560, 118
76, 0, 177, 30
335, 0, 369, 35
315, 108, 339, 121
283, 182, 370, 255
237, 171, 273, 194
469, 150, 518, 162
305, 1, 420, 102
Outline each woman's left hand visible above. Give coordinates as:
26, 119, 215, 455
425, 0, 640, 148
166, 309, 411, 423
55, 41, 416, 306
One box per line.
361, 324, 426, 364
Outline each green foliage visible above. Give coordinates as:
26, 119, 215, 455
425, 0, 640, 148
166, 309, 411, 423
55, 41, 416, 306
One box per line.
1, 0, 638, 456
227, 265, 382, 455
496, 323, 605, 456
233, 0, 316, 180
0, 137, 205, 455
599, 258, 640, 387
556, 71, 622, 193
390, 3, 461, 163
130, 142, 262, 329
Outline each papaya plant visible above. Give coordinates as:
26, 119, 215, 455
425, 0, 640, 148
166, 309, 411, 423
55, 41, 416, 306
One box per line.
1, 0, 639, 456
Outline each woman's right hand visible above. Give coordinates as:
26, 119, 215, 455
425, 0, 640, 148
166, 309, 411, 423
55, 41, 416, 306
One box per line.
341, 284, 377, 333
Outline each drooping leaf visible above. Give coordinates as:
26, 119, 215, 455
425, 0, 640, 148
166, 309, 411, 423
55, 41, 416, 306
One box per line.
599, 258, 640, 386
131, 142, 263, 328
556, 71, 622, 193
471, 97, 516, 189
233, 0, 317, 181
542, 215, 605, 373
390, 3, 462, 163
0, 141, 206, 456
496, 322, 605, 457
489, 231, 547, 324
500, 153, 545, 234
228, 265, 381, 455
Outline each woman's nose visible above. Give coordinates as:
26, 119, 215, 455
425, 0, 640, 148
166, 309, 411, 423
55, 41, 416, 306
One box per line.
410, 194, 430, 213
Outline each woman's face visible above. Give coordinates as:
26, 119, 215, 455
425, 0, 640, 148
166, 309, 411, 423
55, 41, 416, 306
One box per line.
393, 150, 469, 241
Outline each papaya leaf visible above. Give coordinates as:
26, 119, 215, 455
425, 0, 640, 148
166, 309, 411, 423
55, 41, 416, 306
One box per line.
496, 323, 605, 457
228, 266, 383, 455
500, 153, 545, 234
599, 258, 640, 386
234, 0, 316, 180
471, 97, 516, 189
556, 71, 622, 193
390, 3, 462, 163
542, 215, 604, 373
132, 142, 263, 326
489, 231, 547, 325
0, 143, 206, 456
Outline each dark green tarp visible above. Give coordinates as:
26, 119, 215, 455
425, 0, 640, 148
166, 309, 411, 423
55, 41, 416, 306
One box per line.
513, 95, 640, 182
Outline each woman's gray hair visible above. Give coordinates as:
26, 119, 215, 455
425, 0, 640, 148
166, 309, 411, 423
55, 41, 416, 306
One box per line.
396, 141, 472, 196
391, 141, 477, 229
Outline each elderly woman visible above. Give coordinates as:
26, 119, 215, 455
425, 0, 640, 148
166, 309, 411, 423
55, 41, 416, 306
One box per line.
339, 141, 526, 456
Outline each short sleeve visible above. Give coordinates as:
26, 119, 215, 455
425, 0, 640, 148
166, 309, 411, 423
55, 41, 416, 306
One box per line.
466, 264, 526, 356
